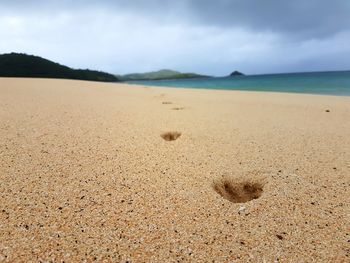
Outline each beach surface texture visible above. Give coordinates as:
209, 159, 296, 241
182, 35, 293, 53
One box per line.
0, 78, 349, 262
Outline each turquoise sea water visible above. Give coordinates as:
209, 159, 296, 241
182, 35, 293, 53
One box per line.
127, 71, 350, 96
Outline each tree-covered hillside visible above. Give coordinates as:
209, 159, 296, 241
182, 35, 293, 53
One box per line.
0, 53, 118, 82
120, 69, 209, 81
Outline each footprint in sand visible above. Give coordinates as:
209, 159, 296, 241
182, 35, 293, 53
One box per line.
160, 131, 181, 141
213, 175, 265, 203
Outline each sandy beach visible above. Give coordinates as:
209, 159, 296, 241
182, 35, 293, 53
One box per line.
0, 78, 349, 262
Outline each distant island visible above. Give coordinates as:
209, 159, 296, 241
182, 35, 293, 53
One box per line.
0, 53, 119, 82
230, 70, 245, 77
119, 69, 210, 81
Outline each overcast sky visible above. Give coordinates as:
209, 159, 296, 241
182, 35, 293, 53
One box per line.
1, 0, 349, 76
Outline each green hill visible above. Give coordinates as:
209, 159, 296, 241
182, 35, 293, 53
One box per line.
0, 53, 118, 82
120, 69, 209, 81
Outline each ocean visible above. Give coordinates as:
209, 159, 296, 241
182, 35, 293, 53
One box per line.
127, 71, 350, 96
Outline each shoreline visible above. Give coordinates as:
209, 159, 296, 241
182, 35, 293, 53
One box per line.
124, 81, 350, 98
2, 76, 350, 97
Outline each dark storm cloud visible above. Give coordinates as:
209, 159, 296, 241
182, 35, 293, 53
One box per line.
188, 0, 350, 38
1, 0, 349, 74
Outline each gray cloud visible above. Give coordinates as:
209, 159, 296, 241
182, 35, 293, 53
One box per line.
4, 0, 349, 36
187, 0, 350, 38
1, 0, 349, 75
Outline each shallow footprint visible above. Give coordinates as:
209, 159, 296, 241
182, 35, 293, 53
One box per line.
171, 107, 185, 110
161, 131, 181, 141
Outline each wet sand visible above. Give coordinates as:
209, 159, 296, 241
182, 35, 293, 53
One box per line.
0, 78, 349, 262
